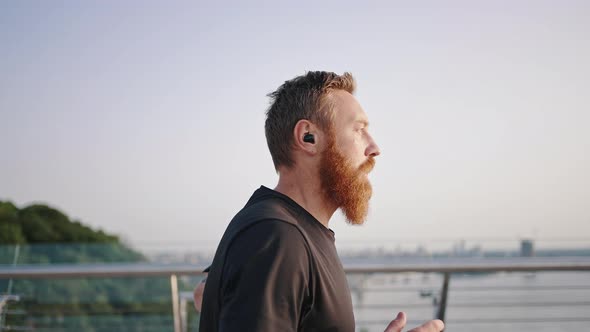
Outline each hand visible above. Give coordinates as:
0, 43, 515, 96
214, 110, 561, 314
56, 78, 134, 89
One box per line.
384, 312, 444, 332
193, 277, 207, 312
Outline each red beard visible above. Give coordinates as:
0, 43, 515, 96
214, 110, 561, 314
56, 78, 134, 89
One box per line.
319, 138, 375, 225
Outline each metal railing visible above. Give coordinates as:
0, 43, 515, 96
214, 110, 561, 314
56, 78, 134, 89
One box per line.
1, 257, 590, 332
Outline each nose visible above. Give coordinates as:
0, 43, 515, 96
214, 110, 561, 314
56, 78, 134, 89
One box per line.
365, 134, 380, 158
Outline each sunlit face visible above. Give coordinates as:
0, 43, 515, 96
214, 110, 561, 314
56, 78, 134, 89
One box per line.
319, 90, 380, 224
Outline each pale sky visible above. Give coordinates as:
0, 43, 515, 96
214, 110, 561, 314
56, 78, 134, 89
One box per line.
1, 1, 589, 253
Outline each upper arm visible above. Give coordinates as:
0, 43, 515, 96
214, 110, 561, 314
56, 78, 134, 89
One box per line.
218, 220, 311, 331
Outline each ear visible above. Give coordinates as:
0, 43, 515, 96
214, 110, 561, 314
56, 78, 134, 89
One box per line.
293, 119, 318, 155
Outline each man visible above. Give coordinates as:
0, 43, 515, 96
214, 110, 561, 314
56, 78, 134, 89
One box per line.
198, 71, 444, 332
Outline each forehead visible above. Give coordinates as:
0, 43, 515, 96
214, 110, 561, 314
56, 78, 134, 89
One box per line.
330, 90, 369, 126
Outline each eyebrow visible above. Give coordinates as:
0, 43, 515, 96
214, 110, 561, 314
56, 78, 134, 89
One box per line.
356, 119, 369, 127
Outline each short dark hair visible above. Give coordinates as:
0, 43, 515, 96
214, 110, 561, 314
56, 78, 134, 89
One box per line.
265, 71, 356, 171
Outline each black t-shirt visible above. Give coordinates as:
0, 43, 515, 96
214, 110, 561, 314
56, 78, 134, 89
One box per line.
199, 186, 355, 332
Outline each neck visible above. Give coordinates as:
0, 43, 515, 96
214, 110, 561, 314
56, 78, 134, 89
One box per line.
274, 166, 337, 228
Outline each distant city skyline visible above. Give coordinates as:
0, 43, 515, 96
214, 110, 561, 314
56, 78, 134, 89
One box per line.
2, 1, 589, 252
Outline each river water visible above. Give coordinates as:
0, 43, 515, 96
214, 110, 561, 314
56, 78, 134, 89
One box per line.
348, 271, 590, 332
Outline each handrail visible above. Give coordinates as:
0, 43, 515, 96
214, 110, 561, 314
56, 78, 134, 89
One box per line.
1, 257, 589, 332
1, 257, 590, 279
0, 263, 208, 279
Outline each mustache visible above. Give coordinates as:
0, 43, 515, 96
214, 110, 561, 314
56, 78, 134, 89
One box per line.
359, 157, 376, 174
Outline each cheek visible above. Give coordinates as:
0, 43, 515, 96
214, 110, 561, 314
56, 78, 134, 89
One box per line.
335, 134, 365, 165
351, 137, 367, 159
346, 145, 367, 169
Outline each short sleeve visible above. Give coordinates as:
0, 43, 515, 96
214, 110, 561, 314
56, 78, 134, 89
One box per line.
218, 220, 311, 331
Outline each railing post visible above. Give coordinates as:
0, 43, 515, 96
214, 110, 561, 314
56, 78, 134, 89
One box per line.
180, 296, 188, 332
436, 272, 450, 323
0, 244, 20, 330
170, 274, 182, 332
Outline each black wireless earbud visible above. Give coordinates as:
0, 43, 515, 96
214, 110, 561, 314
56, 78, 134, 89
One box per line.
303, 132, 315, 144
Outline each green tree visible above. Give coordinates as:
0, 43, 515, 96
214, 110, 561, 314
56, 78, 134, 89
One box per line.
0, 201, 173, 332
0, 202, 24, 244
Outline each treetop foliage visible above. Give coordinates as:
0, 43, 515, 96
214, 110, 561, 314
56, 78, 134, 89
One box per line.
0, 201, 119, 245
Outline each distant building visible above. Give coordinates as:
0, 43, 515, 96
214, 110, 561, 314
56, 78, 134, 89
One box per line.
521, 239, 535, 257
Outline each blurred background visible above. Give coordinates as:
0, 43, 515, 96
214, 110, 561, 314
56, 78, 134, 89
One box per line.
1, 1, 589, 331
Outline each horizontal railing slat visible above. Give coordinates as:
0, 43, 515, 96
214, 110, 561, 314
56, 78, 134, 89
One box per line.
1, 257, 590, 279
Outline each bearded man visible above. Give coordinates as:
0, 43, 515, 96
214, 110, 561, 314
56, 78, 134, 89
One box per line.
198, 71, 444, 332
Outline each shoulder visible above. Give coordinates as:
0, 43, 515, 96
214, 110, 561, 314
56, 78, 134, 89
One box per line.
229, 219, 309, 253
234, 196, 301, 226
223, 219, 313, 274
221, 219, 313, 290
223, 196, 309, 246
